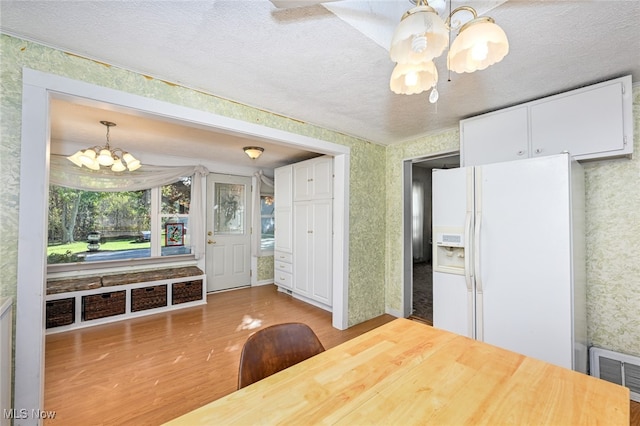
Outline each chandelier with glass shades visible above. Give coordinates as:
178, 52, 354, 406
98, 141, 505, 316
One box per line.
67, 121, 142, 172
389, 0, 509, 101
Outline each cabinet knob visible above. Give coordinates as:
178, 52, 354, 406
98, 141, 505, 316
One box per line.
516, 150, 526, 156
535, 148, 543, 154
308, 230, 313, 234
307, 178, 313, 182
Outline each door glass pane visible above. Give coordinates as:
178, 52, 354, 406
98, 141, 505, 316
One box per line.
214, 183, 245, 234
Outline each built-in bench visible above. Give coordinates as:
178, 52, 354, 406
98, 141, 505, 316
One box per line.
45, 266, 206, 334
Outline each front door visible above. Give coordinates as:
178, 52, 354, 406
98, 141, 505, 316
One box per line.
206, 174, 252, 292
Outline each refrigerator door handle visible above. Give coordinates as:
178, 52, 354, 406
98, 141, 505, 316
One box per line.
464, 211, 473, 291
465, 211, 474, 339
474, 211, 483, 341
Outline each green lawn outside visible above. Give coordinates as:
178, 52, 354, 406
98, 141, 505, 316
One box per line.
47, 240, 150, 256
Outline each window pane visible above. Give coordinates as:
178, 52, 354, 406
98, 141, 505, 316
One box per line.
47, 186, 151, 264
214, 183, 245, 234
162, 177, 191, 214
260, 195, 275, 251
161, 178, 192, 256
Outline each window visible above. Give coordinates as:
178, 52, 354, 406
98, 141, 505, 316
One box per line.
260, 195, 275, 251
47, 178, 192, 264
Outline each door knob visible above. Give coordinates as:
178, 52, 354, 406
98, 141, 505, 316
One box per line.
208, 239, 216, 244
207, 231, 213, 236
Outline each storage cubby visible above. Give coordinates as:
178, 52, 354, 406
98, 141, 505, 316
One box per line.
45, 267, 206, 334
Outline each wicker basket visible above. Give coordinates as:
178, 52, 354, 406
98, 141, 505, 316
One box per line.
131, 285, 167, 312
46, 297, 75, 328
172, 280, 203, 305
82, 291, 126, 321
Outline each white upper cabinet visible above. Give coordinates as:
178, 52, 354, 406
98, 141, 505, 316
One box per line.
530, 81, 626, 159
293, 156, 333, 201
461, 75, 633, 167
461, 106, 529, 166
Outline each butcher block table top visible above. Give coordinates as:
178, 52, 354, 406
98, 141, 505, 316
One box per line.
165, 318, 629, 425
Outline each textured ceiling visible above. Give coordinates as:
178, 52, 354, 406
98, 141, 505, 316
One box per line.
1, 0, 639, 166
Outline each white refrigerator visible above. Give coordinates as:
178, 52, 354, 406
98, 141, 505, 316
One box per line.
432, 153, 587, 373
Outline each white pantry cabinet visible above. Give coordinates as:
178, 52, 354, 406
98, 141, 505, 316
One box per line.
461, 75, 633, 166
274, 156, 334, 311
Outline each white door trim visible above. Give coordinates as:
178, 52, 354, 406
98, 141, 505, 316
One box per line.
15, 68, 350, 422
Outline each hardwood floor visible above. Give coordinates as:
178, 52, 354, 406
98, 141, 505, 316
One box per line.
631, 400, 640, 426
45, 284, 640, 425
44, 285, 395, 425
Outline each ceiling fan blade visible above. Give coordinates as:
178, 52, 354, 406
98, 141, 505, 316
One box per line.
269, 0, 340, 9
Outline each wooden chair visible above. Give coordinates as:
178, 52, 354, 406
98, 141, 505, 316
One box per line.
237, 322, 325, 389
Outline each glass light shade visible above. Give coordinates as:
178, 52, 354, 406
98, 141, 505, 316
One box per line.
111, 158, 126, 172
122, 152, 142, 172
79, 149, 97, 166
243, 146, 264, 159
390, 5, 449, 64
97, 149, 114, 166
448, 17, 509, 74
122, 152, 135, 163
123, 152, 141, 171
390, 61, 438, 95
85, 158, 100, 171
67, 150, 84, 167
123, 152, 143, 171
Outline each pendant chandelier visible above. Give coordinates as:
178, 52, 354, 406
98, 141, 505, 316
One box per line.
389, 0, 509, 100
67, 121, 142, 172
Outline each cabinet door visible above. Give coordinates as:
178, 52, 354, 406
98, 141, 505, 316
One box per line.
275, 165, 293, 253
531, 81, 626, 159
310, 199, 333, 305
293, 202, 312, 297
275, 165, 293, 209
311, 157, 333, 199
461, 107, 529, 167
293, 162, 312, 201
293, 157, 333, 201
274, 207, 292, 253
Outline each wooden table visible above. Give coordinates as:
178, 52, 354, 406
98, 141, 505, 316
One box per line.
165, 318, 629, 425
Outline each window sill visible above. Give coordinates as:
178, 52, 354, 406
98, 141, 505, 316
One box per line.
47, 254, 197, 275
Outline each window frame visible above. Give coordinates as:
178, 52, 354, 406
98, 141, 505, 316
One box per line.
47, 180, 195, 273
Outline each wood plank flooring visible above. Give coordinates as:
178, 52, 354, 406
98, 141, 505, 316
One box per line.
44, 285, 394, 425
45, 284, 640, 425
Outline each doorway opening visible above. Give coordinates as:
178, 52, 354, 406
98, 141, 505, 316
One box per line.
404, 153, 460, 324
15, 69, 351, 414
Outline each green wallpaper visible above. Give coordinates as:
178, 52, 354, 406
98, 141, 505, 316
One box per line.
582, 86, 640, 356
0, 34, 386, 326
2, 34, 638, 356
385, 87, 640, 358
257, 255, 274, 282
